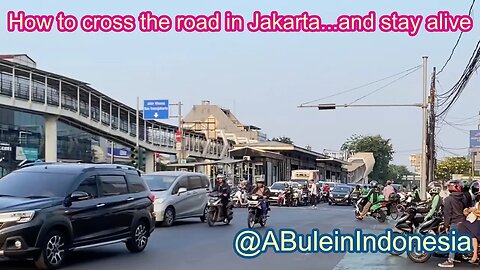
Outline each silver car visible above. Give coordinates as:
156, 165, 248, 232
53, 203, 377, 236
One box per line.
142, 171, 211, 226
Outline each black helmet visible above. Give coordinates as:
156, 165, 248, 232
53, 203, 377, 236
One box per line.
370, 181, 378, 188
356, 185, 360, 189
461, 180, 471, 192
470, 180, 480, 196
412, 184, 418, 190
427, 181, 442, 195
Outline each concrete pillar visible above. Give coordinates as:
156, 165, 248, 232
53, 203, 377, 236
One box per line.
145, 150, 155, 173
44, 115, 58, 162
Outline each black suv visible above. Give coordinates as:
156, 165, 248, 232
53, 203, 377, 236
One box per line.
0, 163, 155, 269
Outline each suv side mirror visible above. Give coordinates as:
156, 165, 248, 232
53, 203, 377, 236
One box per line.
177, 187, 187, 195
70, 191, 90, 202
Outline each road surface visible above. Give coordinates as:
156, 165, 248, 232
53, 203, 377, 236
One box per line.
0, 205, 472, 270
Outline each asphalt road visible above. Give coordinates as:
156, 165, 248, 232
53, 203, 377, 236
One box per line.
1, 204, 478, 270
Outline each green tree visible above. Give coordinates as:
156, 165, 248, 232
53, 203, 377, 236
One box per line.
435, 157, 471, 180
387, 164, 413, 182
271, 136, 294, 144
341, 134, 394, 182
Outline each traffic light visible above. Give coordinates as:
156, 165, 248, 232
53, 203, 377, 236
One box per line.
131, 147, 139, 168
139, 148, 146, 171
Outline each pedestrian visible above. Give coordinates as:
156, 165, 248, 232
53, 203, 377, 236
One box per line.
309, 179, 318, 209
438, 179, 467, 268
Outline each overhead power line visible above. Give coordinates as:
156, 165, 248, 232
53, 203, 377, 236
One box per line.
299, 65, 422, 106
436, 39, 480, 118
436, 0, 477, 75
348, 66, 421, 105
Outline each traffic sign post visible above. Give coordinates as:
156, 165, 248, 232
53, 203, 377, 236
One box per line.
143, 100, 169, 120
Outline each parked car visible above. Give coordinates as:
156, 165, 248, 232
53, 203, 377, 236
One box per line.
329, 185, 354, 205
142, 171, 211, 227
0, 163, 155, 269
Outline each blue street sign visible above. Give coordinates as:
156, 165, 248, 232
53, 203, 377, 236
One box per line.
107, 147, 131, 158
143, 100, 169, 120
470, 130, 480, 148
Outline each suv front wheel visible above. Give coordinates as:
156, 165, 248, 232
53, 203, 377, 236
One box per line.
126, 221, 149, 253
34, 230, 68, 270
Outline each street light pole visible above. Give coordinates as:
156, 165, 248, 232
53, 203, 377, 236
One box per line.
170, 102, 183, 163
421, 56, 428, 200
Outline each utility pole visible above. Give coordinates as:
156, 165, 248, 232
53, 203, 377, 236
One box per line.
427, 67, 436, 184
135, 96, 140, 169
420, 56, 428, 200
171, 102, 183, 163
110, 141, 114, 164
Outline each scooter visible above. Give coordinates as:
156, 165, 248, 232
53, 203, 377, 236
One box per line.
390, 205, 427, 255
355, 196, 388, 223
407, 209, 446, 263
232, 189, 248, 208
207, 192, 233, 226
247, 195, 268, 228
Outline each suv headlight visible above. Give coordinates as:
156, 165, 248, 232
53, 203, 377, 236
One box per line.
345, 194, 349, 198
0, 210, 36, 223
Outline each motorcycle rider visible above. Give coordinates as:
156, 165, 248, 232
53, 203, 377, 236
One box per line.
438, 179, 467, 268
250, 179, 271, 216
215, 174, 231, 219
358, 181, 381, 219
459, 180, 480, 264
323, 183, 331, 201
351, 185, 361, 197
411, 184, 421, 202
382, 180, 396, 201
423, 181, 443, 221
462, 180, 473, 208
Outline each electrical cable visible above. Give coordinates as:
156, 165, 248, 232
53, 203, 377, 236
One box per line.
436, 39, 480, 118
299, 65, 422, 106
348, 66, 422, 105
436, 0, 477, 75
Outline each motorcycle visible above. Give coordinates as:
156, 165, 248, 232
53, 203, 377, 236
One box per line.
291, 189, 300, 207
278, 188, 294, 207
301, 191, 310, 206
390, 204, 427, 255
232, 189, 248, 208
350, 192, 361, 208
207, 192, 233, 226
247, 195, 268, 228
407, 209, 446, 263
320, 190, 330, 203
354, 196, 388, 223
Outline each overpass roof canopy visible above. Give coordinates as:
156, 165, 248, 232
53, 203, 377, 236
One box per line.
0, 58, 211, 140
230, 141, 346, 165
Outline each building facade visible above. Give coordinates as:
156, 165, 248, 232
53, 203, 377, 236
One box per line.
183, 101, 267, 143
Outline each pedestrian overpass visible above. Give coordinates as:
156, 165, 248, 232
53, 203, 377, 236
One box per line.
0, 58, 231, 171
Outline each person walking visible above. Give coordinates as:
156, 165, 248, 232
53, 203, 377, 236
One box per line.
309, 179, 318, 209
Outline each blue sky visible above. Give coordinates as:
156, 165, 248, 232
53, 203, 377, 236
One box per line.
1, 0, 479, 168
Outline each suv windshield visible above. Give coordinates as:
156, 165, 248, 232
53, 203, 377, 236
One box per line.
270, 183, 285, 190
0, 171, 76, 198
332, 186, 350, 193
143, 175, 177, 191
